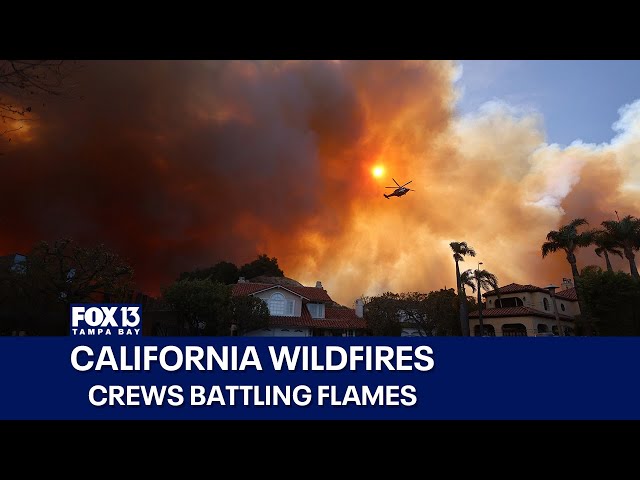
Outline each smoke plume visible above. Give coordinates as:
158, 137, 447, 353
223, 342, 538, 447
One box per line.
1, 60, 638, 306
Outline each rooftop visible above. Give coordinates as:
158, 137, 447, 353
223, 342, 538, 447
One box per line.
469, 306, 574, 321
484, 282, 578, 301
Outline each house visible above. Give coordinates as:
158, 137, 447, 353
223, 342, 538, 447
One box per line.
469, 282, 579, 337
231, 277, 367, 337
0, 253, 26, 274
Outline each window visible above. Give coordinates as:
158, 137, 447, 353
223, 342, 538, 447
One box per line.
495, 297, 523, 308
543, 298, 549, 311
560, 303, 565, 312
307, 303, 325, 318
268, 293, 286, 316
268, 293, 294, 316
502, 323, 527, 337
537, 324, 548, 333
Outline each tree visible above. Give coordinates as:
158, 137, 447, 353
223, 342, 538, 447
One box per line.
450, 241, 476, 336
363, 289, 461, 337
579, 265, 640, 335
179, 261, 239, 284
541, 218, 595, 317
601, 215, 640, 281
22, 238, 134, 305
420, 288, 461, 336
462, 268, 499, 336
593, 230, 623, 273
162, 279, 231, 336
1, 60, 76, 144
239, 253, 284, 279
225, 295, 270, 336
362, 292, 403, 336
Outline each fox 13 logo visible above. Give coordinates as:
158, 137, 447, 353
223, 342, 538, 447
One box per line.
70, 304, 142, 336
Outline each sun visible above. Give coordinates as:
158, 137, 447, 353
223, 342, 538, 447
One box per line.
372, 165, 385, 178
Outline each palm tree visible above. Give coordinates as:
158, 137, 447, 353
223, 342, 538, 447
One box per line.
541, 218, 595, 310
593, 230, 623, 273
601, 215, 640, 281
450, 241, 475, 336
462, 268, 499, 336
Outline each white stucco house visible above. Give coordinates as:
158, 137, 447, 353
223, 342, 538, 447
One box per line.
469, 282, 579, 336
231, 277, 367, 337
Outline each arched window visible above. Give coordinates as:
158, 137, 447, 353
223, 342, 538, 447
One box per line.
268, 293, 286, 316
502, 323, 527, 336
543, 298, 549, 311
560, 303, 565, 311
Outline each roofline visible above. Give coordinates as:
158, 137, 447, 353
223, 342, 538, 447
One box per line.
483, 287, 546, 297
484, 286, 578, 301
469, 309, 574, 321
241, 284, 310, 300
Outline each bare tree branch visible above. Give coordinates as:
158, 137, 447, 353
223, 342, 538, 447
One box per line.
0, 60, 80, 146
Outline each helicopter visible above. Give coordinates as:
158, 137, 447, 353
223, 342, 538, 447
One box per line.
384, 178, 414, 199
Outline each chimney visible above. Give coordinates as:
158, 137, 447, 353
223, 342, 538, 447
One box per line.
355, 298, 364, 318
315, 281, 323, 289
238, 277, 246, 284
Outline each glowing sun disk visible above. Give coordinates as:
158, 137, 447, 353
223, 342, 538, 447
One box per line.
372, 165, 384, 178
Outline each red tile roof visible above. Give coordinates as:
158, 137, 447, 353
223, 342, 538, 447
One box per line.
555, 287, 577, 301
483, 283, 549, 296
231, 282, 332, 302
469, 306, 573, 321
231, 281, 365, 329
483, 283, 579, 302
269, 305, 367, 329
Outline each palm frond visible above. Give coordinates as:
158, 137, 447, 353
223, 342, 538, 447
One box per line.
460, 269, 476, 292
450, 241, 476, 260
541, 241, 559, 258
575, 230, 596, 248
610, 248, 624, 258
568, 218, 589, 229
545, 230, 560, 243
477, 269, 499, 293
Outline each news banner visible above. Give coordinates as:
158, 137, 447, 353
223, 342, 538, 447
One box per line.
1, 303, 640, 420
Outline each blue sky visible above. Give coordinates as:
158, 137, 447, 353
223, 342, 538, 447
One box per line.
455, 60, 640, 146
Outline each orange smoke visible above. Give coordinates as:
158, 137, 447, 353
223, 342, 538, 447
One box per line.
1, 61, 638, 306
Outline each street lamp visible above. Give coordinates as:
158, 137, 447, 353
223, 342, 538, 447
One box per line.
545, 284, 563, 336
477, 262, 484, 336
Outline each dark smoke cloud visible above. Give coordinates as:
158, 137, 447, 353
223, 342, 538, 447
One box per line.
1, 61, 639, 306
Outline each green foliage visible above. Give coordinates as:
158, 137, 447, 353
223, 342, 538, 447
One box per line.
601, 215, 640, 279
239, 253, 284, 279
162, 279, 231, 335
0, 238, 134, 335
364, 288, 461, 336
227, 295, 270, 336
579, 265, 640, 335
179, 261, 239, 285
450, 240, 476, 337
450, 241, 476, 263
461, 268, 500, 298
541, 218, 595, 259
177, 253, 285, 285
22, 238, 134, 304
363, 293, 403, 336
420, 288, 461, 336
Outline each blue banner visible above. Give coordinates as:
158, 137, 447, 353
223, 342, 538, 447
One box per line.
1, 336, 639, 420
